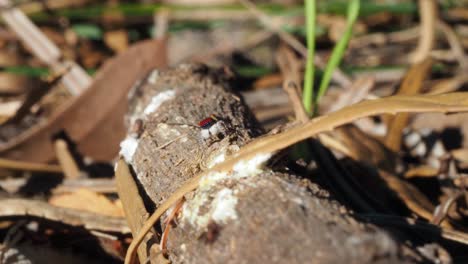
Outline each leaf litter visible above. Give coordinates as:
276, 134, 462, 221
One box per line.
0, 1, 468, 263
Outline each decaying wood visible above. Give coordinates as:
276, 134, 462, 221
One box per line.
0, 198, 130, 234
126, 89, 468, 264
117, 64, 468, 264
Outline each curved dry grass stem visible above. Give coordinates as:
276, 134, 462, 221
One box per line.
437, 20, 468, 69
124, 92, 468, 264
409, 0, 436, 63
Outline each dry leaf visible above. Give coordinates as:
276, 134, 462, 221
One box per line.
104, 30, 129, 53
0, 101, 21, 124
115, 159, 156, 263
0, 38, 167, 162
49, 188, 124, 217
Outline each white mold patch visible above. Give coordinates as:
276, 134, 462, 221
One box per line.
200, 152, 272, 188
182, 152, 272, 229
211, 188, 238, 223
148, 69, 159, 84
233, 153, 273, 175
182, 187, 238, 228
181, 189, 210, 228
198, 171, 230, 188
119, 136, 139, 163
143, 90, 175, 115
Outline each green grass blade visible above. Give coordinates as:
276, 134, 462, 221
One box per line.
314, 0, 360, 114
303, 0, 316, 115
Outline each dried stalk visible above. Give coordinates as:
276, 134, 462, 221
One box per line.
54, 139, 81, 179
0, 0, 91, 95
409, 0, 436, 63
0, 158, 61, 173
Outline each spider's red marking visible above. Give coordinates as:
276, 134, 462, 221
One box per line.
198, 115, 218, 129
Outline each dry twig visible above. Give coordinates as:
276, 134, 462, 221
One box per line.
54, 139, 81, 179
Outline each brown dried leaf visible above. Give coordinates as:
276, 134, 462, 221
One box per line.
0, 101, 21, 124
0, 38, 167, 162
115, 160, 161, 264
0, 51, 29, 94
49, 188, 124, 217
104, 30, 129, 53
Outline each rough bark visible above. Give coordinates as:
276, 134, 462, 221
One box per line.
123, 64, 422, 263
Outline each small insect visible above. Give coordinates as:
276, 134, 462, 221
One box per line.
198, 115, 219, 129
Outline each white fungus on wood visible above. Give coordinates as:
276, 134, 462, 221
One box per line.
182, 153, 272, 229
211, 188, 238, 223
143, 90, 176, 115
119, 136, 139, 163
148, 69, 159, 84
232, 153, 272, 176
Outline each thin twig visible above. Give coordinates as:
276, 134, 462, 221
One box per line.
54, 139, 81, 179
276, 45, 309, 123
432, 192, 464, 225
437, 20, 468, 69
0, 158, 61, 173
159, 198, 185, 254
0, 198, 130, 233
0, 0, 91, 95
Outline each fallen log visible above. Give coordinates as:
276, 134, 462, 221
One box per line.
118, 64, 430, 263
